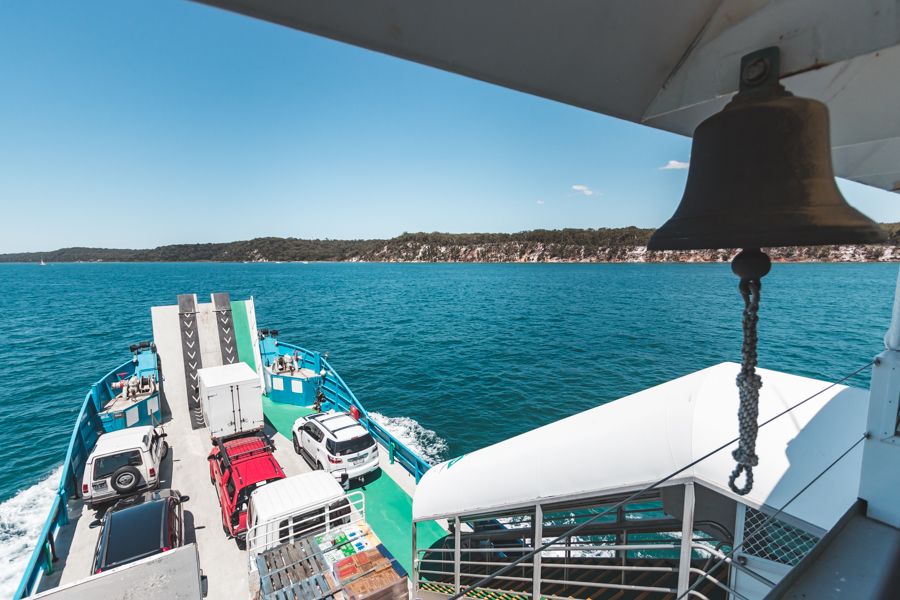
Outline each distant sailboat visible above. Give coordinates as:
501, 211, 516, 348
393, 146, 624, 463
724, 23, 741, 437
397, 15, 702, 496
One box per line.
40, 257, 47, 266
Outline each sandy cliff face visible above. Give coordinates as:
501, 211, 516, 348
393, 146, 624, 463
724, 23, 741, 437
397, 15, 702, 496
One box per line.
349, 242, 900, 263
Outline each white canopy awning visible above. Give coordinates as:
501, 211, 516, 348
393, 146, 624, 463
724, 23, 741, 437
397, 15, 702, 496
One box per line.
197, 1, 900, 192
413, 362, 867, 533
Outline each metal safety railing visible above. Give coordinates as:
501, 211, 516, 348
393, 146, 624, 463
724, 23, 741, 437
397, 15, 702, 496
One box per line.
415, 538, 764, 600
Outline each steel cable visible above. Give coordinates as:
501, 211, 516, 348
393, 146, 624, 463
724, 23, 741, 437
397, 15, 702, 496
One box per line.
674, 432, 868, 600
444, 360, 874, 600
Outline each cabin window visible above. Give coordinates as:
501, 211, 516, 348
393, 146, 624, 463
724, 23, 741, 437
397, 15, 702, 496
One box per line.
307, 424, 324, 443
278, 519, 290, 544
328, 498, 351, 526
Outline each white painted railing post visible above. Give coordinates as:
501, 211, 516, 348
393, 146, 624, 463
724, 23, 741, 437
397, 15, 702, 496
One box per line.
860, 265, 900, 527
533, 504, 543, 600
677, 482, 695, 596
411, 521, 418, 597
454, 516, 462, 594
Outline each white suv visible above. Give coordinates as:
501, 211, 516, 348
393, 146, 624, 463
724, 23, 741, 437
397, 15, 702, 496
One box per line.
292, 412, 379, 486
82, 425, 168, 508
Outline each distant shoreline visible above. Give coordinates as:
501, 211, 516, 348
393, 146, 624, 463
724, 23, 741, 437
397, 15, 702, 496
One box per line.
4, 257, 900, 265
4, 226, 900, 263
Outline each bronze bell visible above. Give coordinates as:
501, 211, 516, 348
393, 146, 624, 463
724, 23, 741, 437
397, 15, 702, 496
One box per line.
648, 47, 886, 250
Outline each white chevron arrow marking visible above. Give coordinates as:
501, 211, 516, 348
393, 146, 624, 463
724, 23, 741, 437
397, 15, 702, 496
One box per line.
224, 336, 232, 344
186, 341, 195, 349
182, 319, 193, 328
225, 346, 233, 353
189, 362, 197, 370
227, 357, 235, 363
190, 373, 198, 380
187, 351, 196, 359
220, 317, 229, 324
223, 327, 231, 334
186, 330, 194, 339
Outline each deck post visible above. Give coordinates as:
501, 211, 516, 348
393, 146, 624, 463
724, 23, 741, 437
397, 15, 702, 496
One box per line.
532, 504, 542, 600
57, 491, 69, 526
676, 482, 695, 596
411, 521, 418, 597
861, 265, 900, 527
454, 516, 461, 594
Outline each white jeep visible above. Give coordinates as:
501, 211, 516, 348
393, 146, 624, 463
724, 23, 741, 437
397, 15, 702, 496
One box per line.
292, 412, 379, 485
82, 425, 168, 507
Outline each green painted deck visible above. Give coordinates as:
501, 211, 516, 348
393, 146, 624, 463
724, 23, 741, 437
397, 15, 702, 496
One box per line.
263, 394, 316, 435
231, 300, 257, 371
261, 396, 447, 574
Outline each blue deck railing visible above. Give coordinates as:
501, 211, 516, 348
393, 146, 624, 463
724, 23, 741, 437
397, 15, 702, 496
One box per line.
14, 360, 134, 600
268, 341, 433, 483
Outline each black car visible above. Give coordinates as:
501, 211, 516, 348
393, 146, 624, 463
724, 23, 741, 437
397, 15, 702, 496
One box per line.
91, 488, 188, 574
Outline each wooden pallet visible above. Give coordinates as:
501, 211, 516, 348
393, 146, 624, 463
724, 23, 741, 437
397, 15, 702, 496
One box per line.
267, 572, 337, 600
258, 538, 333, 598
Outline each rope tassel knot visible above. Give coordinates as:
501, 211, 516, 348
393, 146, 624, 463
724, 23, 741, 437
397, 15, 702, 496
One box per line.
728, 250, 770, 495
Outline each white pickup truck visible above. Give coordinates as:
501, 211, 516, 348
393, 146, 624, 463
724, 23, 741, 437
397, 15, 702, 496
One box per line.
244, 470, 362, 554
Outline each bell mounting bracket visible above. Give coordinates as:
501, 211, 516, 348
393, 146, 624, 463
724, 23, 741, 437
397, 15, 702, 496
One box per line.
740, 47, 781, 92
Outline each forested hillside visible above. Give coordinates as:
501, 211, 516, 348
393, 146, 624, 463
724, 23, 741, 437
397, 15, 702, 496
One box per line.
4, 225, 900, 263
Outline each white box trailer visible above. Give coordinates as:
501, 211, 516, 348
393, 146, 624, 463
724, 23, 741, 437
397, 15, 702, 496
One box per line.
198, 362, 264, 439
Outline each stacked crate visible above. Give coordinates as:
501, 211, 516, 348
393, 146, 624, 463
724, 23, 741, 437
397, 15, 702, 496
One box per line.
335, 549, 407, 600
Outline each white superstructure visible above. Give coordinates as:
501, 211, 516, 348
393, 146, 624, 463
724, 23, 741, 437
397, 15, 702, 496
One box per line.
414, 363, 866, 531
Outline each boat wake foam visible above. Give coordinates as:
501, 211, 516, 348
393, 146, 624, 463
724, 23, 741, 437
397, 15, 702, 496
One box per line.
368, 412, 449, 465
0, 467, 61, 599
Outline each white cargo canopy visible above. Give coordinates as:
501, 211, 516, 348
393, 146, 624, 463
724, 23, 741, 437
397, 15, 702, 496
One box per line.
196, 0, 900, 192
250, 470, 345, 525
247, 471, 349, 553
413, 362, 867, 533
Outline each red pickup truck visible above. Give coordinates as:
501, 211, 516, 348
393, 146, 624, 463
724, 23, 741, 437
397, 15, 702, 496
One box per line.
208, 434, 285, 542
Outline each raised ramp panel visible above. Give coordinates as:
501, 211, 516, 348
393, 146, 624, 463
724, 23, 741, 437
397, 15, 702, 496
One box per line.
178, 294, 205, 430
212, 292, 239, 365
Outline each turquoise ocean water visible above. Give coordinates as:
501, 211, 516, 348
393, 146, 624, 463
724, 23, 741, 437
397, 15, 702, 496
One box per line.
0, 261, 897, 592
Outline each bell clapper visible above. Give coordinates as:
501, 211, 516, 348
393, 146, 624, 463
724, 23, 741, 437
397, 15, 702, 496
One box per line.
728, 248, 771, 495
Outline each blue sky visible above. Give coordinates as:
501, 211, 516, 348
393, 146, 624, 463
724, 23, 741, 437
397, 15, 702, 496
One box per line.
0, 1, 897, 253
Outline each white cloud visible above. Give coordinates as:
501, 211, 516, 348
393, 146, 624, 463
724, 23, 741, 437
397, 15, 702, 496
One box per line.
536, 199, 545, 205
571, 184, 595, 196
660, 160, 690, 170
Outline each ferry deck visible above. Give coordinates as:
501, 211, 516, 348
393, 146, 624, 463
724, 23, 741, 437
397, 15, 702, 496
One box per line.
24, 294, 447, 599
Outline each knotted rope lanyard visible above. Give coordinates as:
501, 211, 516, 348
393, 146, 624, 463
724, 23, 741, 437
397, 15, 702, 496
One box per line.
728, 249, 770, 495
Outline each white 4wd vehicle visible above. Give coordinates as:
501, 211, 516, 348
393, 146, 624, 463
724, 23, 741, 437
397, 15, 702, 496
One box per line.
292, 412, 379, 485
82, 425, 168, 507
